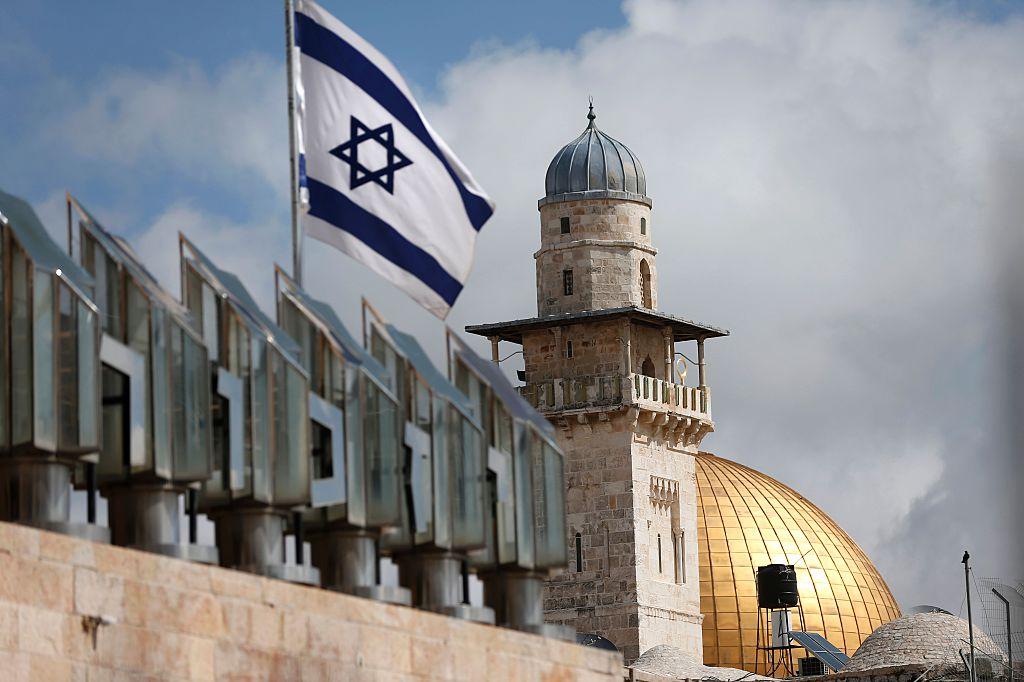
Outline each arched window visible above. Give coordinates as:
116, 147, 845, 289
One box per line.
640, 217, 647, 236
657, 534, 663, 573
641, 355, 655, 378
575, 532, 583, 572
565, 339, 573, 359
640, 259, 652, 308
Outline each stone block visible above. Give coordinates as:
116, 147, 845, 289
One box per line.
248, 603, 281, 650
1, 555, 74, 614
73, 568, 123, 622
26, 653, 74, 681
19, 605, 65, 657
39, 532, 94, 568
0, 600, 18, 651
280, 610, 308, 655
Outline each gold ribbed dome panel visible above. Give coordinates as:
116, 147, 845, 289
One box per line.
695, 452, 901, 674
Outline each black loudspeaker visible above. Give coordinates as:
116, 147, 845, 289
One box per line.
757, 564, 799, 609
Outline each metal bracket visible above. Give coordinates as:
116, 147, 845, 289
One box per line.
99, 334, 147, 468
215, 367, 244, 491
404, 422, 432, 534
308, 392, 346, 507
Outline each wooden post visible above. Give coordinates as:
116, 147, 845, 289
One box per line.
697, 337, 707, 389
663, 326, 674, 382
490, 336, 500, 364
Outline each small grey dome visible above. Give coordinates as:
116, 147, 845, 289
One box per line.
544, 104, 647, 199
844, 612, 1007, 673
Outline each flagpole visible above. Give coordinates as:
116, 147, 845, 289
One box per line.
285, 0, 303, 285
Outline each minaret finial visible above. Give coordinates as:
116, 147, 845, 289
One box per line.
587, 96, 596, 124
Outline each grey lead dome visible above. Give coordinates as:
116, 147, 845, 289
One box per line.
544, 104, 647, 199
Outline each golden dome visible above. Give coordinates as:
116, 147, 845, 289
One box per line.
695, 452, 901, 674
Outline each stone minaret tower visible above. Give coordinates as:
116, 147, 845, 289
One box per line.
468, 105, 728, 663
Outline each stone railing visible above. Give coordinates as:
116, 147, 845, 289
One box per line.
518, 373, 711, 420
518, 374, 623, 411
629, 373, 710, 420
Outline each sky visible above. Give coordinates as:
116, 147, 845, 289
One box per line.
2, 0, 1022, 621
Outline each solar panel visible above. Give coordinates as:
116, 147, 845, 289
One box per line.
789, 631, 850, 672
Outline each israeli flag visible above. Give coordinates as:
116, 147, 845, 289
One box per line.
293, 0, 495, 319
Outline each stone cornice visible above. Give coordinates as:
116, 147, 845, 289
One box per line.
534, 239, 658, 259
637, 604, 704, 625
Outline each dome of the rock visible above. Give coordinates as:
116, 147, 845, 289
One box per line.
695, 452, 902, 673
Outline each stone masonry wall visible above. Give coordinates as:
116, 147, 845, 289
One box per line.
521, 322, 672, 386
522, 322, 624, 384
0, 521, 622, 681
543, 410, 703, 666
536, 199, 657, 316
544, 428, 641, 662
629, 435, 702, 661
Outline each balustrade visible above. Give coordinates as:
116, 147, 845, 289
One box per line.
519, 372, 710, 419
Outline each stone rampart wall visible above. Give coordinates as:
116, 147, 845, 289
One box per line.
0, 522, 621, 681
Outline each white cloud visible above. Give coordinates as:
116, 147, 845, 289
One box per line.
55, 55, 288, 197
44, 0, 1024, 611
425, 0, 1024, 610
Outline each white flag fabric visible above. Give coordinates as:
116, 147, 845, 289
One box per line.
293, 0, 495, 319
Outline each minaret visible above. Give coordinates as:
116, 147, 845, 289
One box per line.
467, 105, 728, 663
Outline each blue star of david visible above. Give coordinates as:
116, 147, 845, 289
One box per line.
329, 116, 413, 195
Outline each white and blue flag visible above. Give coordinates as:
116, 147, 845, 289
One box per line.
293, 0, 495, 319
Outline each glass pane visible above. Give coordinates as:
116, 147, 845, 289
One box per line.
493, 406, 516, 564
170, 325, 189, 481
414, 376, 431, 430
33, 271, 56, 450
10, 243, 30, 445
151, 309, 171, 477
489, 401, 516, 561
201, 282, 218, 363
236, 317, 252, 494
365, 379, 401, 527
0, 232, 6, 450
77, 304, 98, 449
80, 232, 95, 277
178, 331, 211, 481
451, 412, 485, 548
185, 265, 203, 329
429, 398, 450, 547
513, 425, 536, 569
57, 284, 79, 450
272, 358, 309, 505
279, 297, 314, 378
328, 349, 344, 409
344, 367, 365, 526
370, 326, 398, 393
126, 280, 151, 468
537, 439, 568, 567
103, 251, 121, 338
495, 405, 513, 453
454, 361, 485, 425
250, 337, 269, 501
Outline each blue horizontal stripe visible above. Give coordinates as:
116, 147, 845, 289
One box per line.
295, 11, 493, 232
306, 177, 463, 307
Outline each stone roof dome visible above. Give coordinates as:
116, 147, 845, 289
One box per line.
544, 103, 647, 199
844, 612, 1007, 673
632, 645, 776, 681
695, 452, 903, 674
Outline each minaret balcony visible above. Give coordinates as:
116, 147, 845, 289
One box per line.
518, 373, 713, 446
